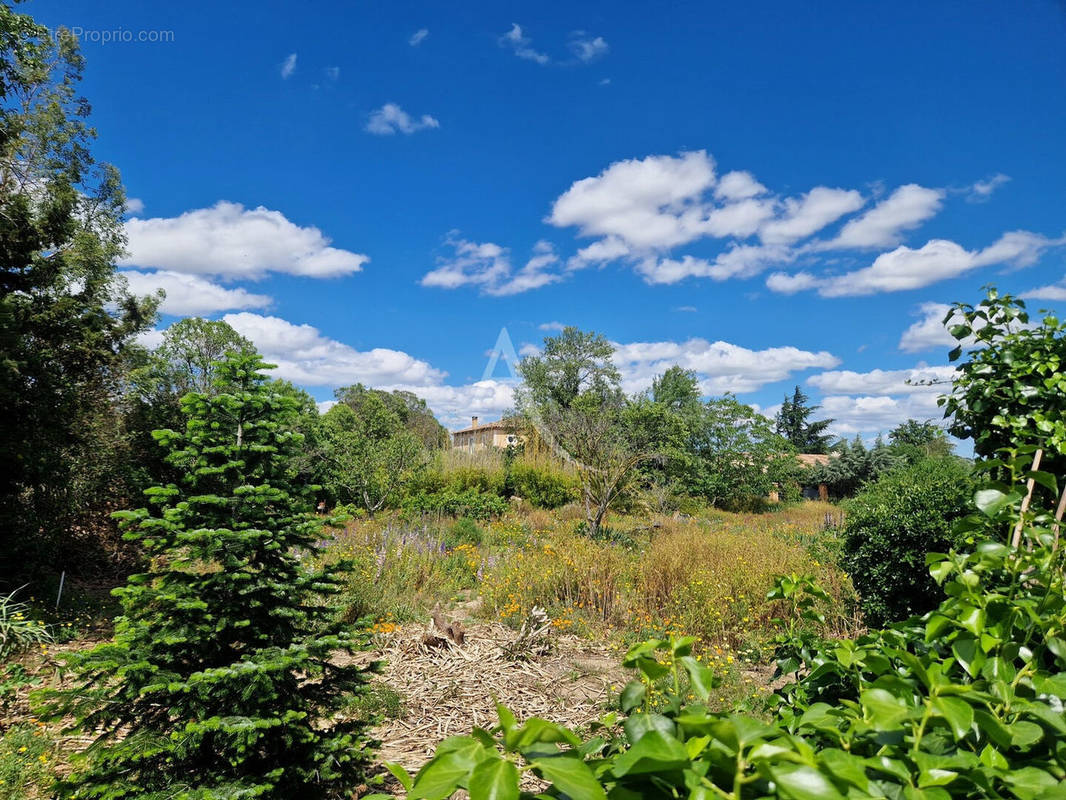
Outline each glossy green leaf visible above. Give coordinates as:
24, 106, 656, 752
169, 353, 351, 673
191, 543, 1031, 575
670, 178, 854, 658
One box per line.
468, 757, 519, 800
532, 755, 607, 800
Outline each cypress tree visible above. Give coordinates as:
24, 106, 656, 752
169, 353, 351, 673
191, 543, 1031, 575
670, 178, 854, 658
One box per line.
40, 351, 375, 799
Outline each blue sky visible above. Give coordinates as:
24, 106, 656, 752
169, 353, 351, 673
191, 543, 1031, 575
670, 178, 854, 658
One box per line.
33, 0, 1066, 437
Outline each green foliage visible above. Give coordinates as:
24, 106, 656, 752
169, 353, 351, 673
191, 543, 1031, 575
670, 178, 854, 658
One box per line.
889, 419, 955, 463
811, 435, 901, 499
840, 457, 974, 626
0, 7, 156, 582
775, 386, 834, 454
508, 461, 577, 508
0, 722, 56, 800
321, 397, 427, 514
36, 352, 376, 799
0, 588, 52, 660
402, 488, 509, 520
942, 287, 1066, 474
446, 517, 485, 547
335, 382, 449, 449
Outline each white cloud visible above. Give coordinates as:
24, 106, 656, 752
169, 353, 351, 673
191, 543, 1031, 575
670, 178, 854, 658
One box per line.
120, 270, 273, 316
818, 231, 1065, 297
819, 393, 946, 436
715, 170, 766, 201
280, 53, 297, 79
121, 201, 369, 279
808, 365, 956, 396
538, 321, 567, 331
325, 66, 340, 80
125, 197, 145, 215
223, 313, 445, 388
675, 305, 698, 312
967, 173, 1010, 202
549, 151, 718, 251
815, 184, 944, 250
500, 23, 549, 64
705, 198, 776, 238
569, 32, 609, 62
765, 271, 821, 294
759, 187, 865, 245
611, 338, 840, 395
1022, 279, 1066, 302
421, 236, 564, 295
365, 102, 440, 135
899, 302, 971, 352
409, 28, 429, 46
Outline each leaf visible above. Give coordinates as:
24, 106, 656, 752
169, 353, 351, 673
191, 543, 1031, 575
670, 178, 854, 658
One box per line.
610, 730, 689, 776
384, 762, 413, 792
932, 696, 974, 741
769, 764, 846, 800
469, 757, 519, 800
678, 656, 716, 700
619, 681, 645, 713
860, 688, 912, 730
532, 755, 607, 800
623, 713, 675, 744
411, 749, 481, 800
1010, 720, 1044, 748
974, 489, 1010, 517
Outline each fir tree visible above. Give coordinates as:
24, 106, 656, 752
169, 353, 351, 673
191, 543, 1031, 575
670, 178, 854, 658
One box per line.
774, 386, 834, 453
39, 352, 375, 799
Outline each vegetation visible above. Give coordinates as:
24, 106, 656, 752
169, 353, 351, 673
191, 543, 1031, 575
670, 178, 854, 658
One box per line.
775, 386, 834, 454
37, 353, 376, 799
0, 7, 155, 583
840, 456, 974, 626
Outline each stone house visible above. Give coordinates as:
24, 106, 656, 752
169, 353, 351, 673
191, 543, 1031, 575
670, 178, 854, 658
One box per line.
451, 416, 521, 451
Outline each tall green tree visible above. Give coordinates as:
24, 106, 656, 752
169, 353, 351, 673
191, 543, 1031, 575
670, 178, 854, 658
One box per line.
775, 386, 834, 453
889, 418, 954, 463
320, 398, 426, 514
518, 328, 652, 537
335, 383, 448, 449
0, 9, 155, 582
40, 352, 375, 798
122, 318, 254, 490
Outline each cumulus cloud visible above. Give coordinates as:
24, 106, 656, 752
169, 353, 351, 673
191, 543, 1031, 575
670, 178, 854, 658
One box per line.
538, 321, 567, 331
125, 197, 145, 215
898, 302, 971, 353
120, 270, 273, 316
765, 271, 821, 294
409, 28, 429, 46
280, 53, 297, 79
365, 103, 440, 135
569, 32, 609, 62
818, 393, 946, 436
808, 365, 957, 396
421, 235, 564, 295
1021, 279, 1066, 301
611, 338, 840, 395
715, 170, 767, 201
814, 184, 944, 250
759, 187, 865, 245
121, 201, 369, 279
223, 313, 445, 388
499, 23, 549, 64
816, 231, 1066, 297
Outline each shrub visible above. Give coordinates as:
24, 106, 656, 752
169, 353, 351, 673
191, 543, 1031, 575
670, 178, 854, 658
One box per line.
37, 353, 376, 799
841, 456, 973, 626
0, 589, 51, 660
0, 723, 55, 800
508, 462, 577, 508
401, 488, 508, 520
445, 516, 484, 546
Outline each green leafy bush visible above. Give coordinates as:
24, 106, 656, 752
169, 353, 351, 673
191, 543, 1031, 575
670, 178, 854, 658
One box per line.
841, 457, 974, 626
509, 462, 577, 508
37, 353, 376, 799
446, 517, 485, 547
0, 589, 51, 660
402, 488, 508, 520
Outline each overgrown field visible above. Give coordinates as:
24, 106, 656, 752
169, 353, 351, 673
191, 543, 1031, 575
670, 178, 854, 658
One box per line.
327, 500, 855, 653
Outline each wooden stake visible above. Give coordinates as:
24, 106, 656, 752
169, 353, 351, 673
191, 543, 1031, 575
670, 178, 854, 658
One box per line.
1012, 448, 1043, 549
1052, 478, 1066, 553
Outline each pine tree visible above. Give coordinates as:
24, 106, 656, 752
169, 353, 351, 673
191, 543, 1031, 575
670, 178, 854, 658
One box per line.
774, 386, 834, 453
40, 352, 376, 799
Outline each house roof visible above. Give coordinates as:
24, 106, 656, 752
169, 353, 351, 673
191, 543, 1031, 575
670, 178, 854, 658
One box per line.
796, 453, 833, 467
452, 419, 517, 435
